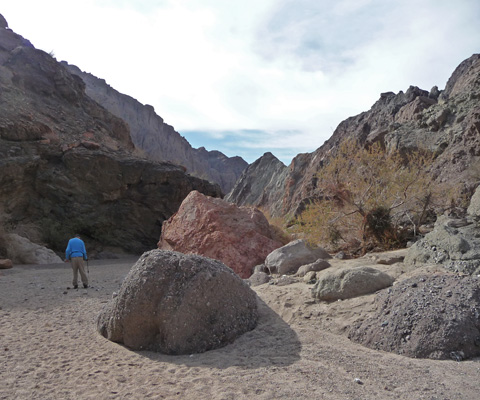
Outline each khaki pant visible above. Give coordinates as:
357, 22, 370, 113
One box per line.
71, 257, 88, 287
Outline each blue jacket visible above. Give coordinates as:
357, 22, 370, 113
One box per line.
65, 237, 87, 260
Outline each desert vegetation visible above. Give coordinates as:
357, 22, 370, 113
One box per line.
293, 139, 459, 254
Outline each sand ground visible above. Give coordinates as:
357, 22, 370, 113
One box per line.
1, 254, 479, 400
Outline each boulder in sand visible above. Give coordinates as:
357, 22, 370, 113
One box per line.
97, 250, 258, 354
158, 190, 283, 278
265, 239, 331, 275
349, 274, 480, 360
311, 266, 394, 301
5, 234, 62, 264
296, 259, 331, 277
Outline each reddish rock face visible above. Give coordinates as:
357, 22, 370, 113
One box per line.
158, 191, 283, 278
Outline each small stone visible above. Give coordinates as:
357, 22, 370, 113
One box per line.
354, 378, 364, 385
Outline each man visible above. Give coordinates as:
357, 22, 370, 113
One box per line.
65, 234, 88, 289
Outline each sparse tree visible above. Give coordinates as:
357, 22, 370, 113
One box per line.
295, 139, 454, 253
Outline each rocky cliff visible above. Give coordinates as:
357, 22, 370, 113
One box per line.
0, 15, 221, 255
227, 54, 480, 218
62, 63, 247, 194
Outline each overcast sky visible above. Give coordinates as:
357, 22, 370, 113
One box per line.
3, 0, 480, 164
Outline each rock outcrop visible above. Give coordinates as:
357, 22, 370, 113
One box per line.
63, 63, 248, 194
227, 54, 480, 218
0, 15, 221, 255
349, 274, 480, 360
265, 239, 331, 275
97, 250, 258, 354
158, 191, 283, 278
311, 266, 395, 301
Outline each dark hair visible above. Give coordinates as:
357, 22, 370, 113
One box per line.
74, 234, 81, 238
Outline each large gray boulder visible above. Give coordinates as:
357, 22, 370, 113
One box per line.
265, 239, 331, 275
349, 274, 480, 360
311, 266, 395, 301
97, 250, 258, 354
404, 215, 480, 275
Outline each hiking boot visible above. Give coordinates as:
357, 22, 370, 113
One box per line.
83, 284, 88, 288
73, 285, 78, 289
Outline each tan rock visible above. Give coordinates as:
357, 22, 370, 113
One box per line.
5, 234, 62, 264
303, 271, 317, 283
158, 191, 283, 278
0, 259, 13, 269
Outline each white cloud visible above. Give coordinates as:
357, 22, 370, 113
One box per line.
2, 0, 480, 164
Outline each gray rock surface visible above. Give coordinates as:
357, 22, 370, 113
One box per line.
404, 215, 480, 275
295, 259, 331, 277
248, 271, 271, 287
265, 239, 331, 275
97, 250, 258, 354
467, 185, 480, 217
311, 266, 395, 301
349, 274, 480, 360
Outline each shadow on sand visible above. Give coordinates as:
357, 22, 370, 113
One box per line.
136, 296, 302, 369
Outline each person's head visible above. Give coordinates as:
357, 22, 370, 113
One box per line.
74, 234, 81, 239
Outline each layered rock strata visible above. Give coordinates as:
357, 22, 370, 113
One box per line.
64, 63, 248, 194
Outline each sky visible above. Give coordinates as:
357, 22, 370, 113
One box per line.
2, 0, 480, 165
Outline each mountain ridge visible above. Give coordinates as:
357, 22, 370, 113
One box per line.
227, 53, 480, 218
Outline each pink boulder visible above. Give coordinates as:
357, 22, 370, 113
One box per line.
158, 190, 283, 278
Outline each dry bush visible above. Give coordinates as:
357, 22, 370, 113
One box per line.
294, 139, 456, 253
